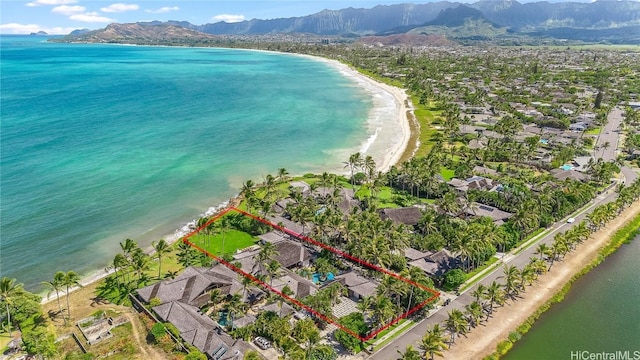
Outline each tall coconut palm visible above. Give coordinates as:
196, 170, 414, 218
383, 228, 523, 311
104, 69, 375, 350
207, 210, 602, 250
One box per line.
471, 283, 487, 304
42, 271, 66, 323
397, 345, 421, 360
277, 167, 289, 183
534, 243, 551, 261
344, 152, 363, 189
119, 238, 138, 260
485, 281, 503, 319
465, 301, 483, 329
0, 277, 23, 334
255, 241, 278, 276
152, 239, 170, 279
502, 265, 520, 300
421, 328, 448, 360
445, 309, 468, 344
62, 271, 82, 320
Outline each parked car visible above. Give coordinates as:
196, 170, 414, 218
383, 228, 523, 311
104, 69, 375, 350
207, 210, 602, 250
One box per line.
254, 336, 271, 350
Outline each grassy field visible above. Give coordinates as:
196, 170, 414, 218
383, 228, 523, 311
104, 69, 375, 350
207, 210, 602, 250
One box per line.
189, 229, 258, 256
411, 97, 443, 158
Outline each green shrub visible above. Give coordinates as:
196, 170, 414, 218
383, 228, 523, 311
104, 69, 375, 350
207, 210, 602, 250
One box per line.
496, 340, 513, 355
444, 269, 466, 289
149, 297, 162, 307
150, 322, 167, 343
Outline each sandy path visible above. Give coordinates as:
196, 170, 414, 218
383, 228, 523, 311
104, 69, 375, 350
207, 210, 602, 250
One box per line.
122, 311, 166, 360
444, 200, 640, 359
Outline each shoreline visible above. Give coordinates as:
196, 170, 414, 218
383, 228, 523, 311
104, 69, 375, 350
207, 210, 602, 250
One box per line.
443, 199, 640, 359
40, 50, 414, 304
301, 54, 413, 173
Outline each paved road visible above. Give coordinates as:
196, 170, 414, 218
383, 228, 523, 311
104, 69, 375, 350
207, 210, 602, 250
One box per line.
595, 107, 624, 162
370, 107, 638, 360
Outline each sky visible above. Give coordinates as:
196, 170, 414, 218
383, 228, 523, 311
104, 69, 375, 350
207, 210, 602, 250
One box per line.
0, 0, 441, 35
0, 0, 623, 35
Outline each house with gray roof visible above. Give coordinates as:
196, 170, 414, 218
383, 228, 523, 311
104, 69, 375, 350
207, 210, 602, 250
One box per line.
335, 272, 379, 300
152, 301, 247, 359
550, 169, 589, 182
137, 266, 238, 308
465, 202, 514, 225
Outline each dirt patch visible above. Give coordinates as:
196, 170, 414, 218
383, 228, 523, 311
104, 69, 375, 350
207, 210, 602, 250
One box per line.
42, 281, 168, 359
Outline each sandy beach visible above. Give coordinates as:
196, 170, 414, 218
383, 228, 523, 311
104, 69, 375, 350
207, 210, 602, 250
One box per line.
444, 199, 640, 359
301, 54, 414, 173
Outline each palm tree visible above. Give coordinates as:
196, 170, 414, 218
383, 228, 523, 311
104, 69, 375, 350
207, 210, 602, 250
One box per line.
277, 167, 289, 183
397, 345, 421, 360
119, 238, 137, 259
279, 285, 294, 317
535, 243, 551, 261
445, 309, 468, 344
485, 281, 503, 319
363, 155, 376, 182
62, 271, 82, 320
109, 253, 129, 285
465, 301, 483, 329
0, 277, 23, 334
42, 271, 66, 323
344, 152, 363, 189
471, 283, 487, 304
357, 295, 374, 322
152, 239, 170, 279
209, 289, 222, 311
421, 326, 448, 360
502, 265, 520, 300
600, 141, 610, 157
255, 241, 279, 275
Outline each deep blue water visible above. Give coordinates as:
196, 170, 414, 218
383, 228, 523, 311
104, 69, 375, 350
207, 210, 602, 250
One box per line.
0, 36, 372, 289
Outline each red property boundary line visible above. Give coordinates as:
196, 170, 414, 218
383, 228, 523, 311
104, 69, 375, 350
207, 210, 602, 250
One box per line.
182, 207, 440, 342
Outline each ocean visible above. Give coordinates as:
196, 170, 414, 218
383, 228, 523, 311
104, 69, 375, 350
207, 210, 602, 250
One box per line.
505, 234, 640, 359
0, 36, 376, 290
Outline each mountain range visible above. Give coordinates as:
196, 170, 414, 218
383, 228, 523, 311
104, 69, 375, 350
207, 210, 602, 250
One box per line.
59, 0, 640, 44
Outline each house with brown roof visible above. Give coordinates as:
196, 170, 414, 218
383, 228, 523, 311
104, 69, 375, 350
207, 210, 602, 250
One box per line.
409, 249, 459, 278
378, 207, 423, 226
233, 239, 312, 273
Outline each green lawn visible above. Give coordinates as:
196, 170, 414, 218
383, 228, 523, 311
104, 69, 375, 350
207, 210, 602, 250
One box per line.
190, 229, 258, 256
365, 319, 413, 350
440, 167, 456, 181
584, 127, 601, 135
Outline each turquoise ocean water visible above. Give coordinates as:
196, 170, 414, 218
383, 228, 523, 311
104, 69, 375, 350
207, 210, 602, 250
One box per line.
0, 36, 372, 290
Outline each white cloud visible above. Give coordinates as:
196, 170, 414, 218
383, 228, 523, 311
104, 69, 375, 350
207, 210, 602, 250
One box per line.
0, 22, 78, 35
100, 3, 139, 13
70, 12, 114, 23
212, 14, 245, 23
52, 5, 85, 15
145, 6, 179, 14
26, 0, 77, 7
